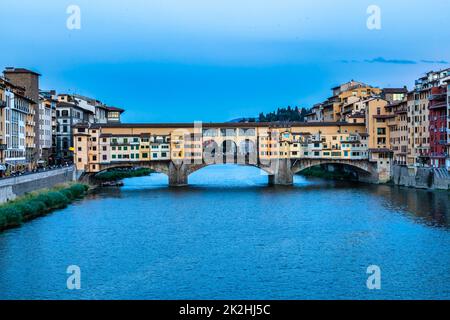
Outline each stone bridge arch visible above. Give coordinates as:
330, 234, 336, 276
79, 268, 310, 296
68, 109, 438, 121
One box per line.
79, 158, 380, 187
185, 162, 274, 177
79, 161, 171, 184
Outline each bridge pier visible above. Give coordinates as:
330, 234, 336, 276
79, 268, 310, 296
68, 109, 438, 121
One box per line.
168, 162, 189, 187
267, 158, 294, 186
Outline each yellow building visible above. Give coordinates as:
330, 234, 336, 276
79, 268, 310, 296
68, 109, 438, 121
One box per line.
407, 89, 430, 166
74, 122, 369, 173
307, 80, 382, 123
363, 98, 393, 181
386, 99, 408, 165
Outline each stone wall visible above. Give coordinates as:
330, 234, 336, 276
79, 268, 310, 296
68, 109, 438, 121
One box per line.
0, 166, 76, 203
392, 165, 450, 190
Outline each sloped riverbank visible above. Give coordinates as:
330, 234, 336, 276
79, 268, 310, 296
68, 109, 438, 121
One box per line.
0, 183, 89, 232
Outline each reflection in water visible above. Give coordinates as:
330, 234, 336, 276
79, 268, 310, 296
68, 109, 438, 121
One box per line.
99, 165, 449, 228
0, 165, 449, 300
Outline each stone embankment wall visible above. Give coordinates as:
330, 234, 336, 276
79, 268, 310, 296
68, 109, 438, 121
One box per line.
392, 165, 450, 190
0, 166, 76, 203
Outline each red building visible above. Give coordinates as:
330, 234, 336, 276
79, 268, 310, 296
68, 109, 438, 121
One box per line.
429, 86, 448, 167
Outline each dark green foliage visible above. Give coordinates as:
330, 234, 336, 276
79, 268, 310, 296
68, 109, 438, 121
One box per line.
257, 106, 310, 122
95, 168, 153, 182
0, 183, 89, 231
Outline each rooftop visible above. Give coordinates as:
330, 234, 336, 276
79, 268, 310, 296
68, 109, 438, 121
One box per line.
382, 87, 408, 94
106, 106, 125, 113
3, 67, 41, 76
74, 121, 365, 129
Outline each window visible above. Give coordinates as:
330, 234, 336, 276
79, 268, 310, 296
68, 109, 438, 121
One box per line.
102, 155, 107, 160
112, 155, 116, 159
142, 153, 148, 158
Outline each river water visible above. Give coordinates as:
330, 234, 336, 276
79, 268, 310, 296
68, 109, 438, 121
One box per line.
0, 165, 449, 299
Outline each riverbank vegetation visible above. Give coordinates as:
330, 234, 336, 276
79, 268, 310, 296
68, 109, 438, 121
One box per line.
94, 168, 153, 182
0, 183, 89, 232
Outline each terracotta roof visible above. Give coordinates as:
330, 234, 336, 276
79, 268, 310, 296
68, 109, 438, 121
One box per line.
107, 106, 125, 113
382, 88, 408, 94
3, 67, 41, 76
57, 102, 94, 113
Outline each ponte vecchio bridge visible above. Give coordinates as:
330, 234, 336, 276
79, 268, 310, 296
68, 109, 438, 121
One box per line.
73, 122, 389, 186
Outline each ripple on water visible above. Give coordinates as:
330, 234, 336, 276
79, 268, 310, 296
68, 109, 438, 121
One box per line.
0, 165, 449, 299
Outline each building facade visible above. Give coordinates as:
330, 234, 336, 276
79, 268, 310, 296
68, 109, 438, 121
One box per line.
386, 99, 408, 166
0, 77, 34, 172
447, 80, 450, 170
38, 91, 56, 165
55, 94, 125, 163
428, 86, 448, 168
3, 68, 40, 169
73, 122, 384, 178
408, 69, 450, 167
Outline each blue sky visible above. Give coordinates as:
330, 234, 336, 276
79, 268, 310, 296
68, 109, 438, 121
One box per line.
1, 0, 449, 122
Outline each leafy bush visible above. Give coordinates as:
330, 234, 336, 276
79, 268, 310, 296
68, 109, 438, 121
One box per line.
0, 183, 89, 231
0, 206, 22, 226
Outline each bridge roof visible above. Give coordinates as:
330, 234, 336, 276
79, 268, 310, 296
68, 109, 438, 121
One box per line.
74, 121, 364, 129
